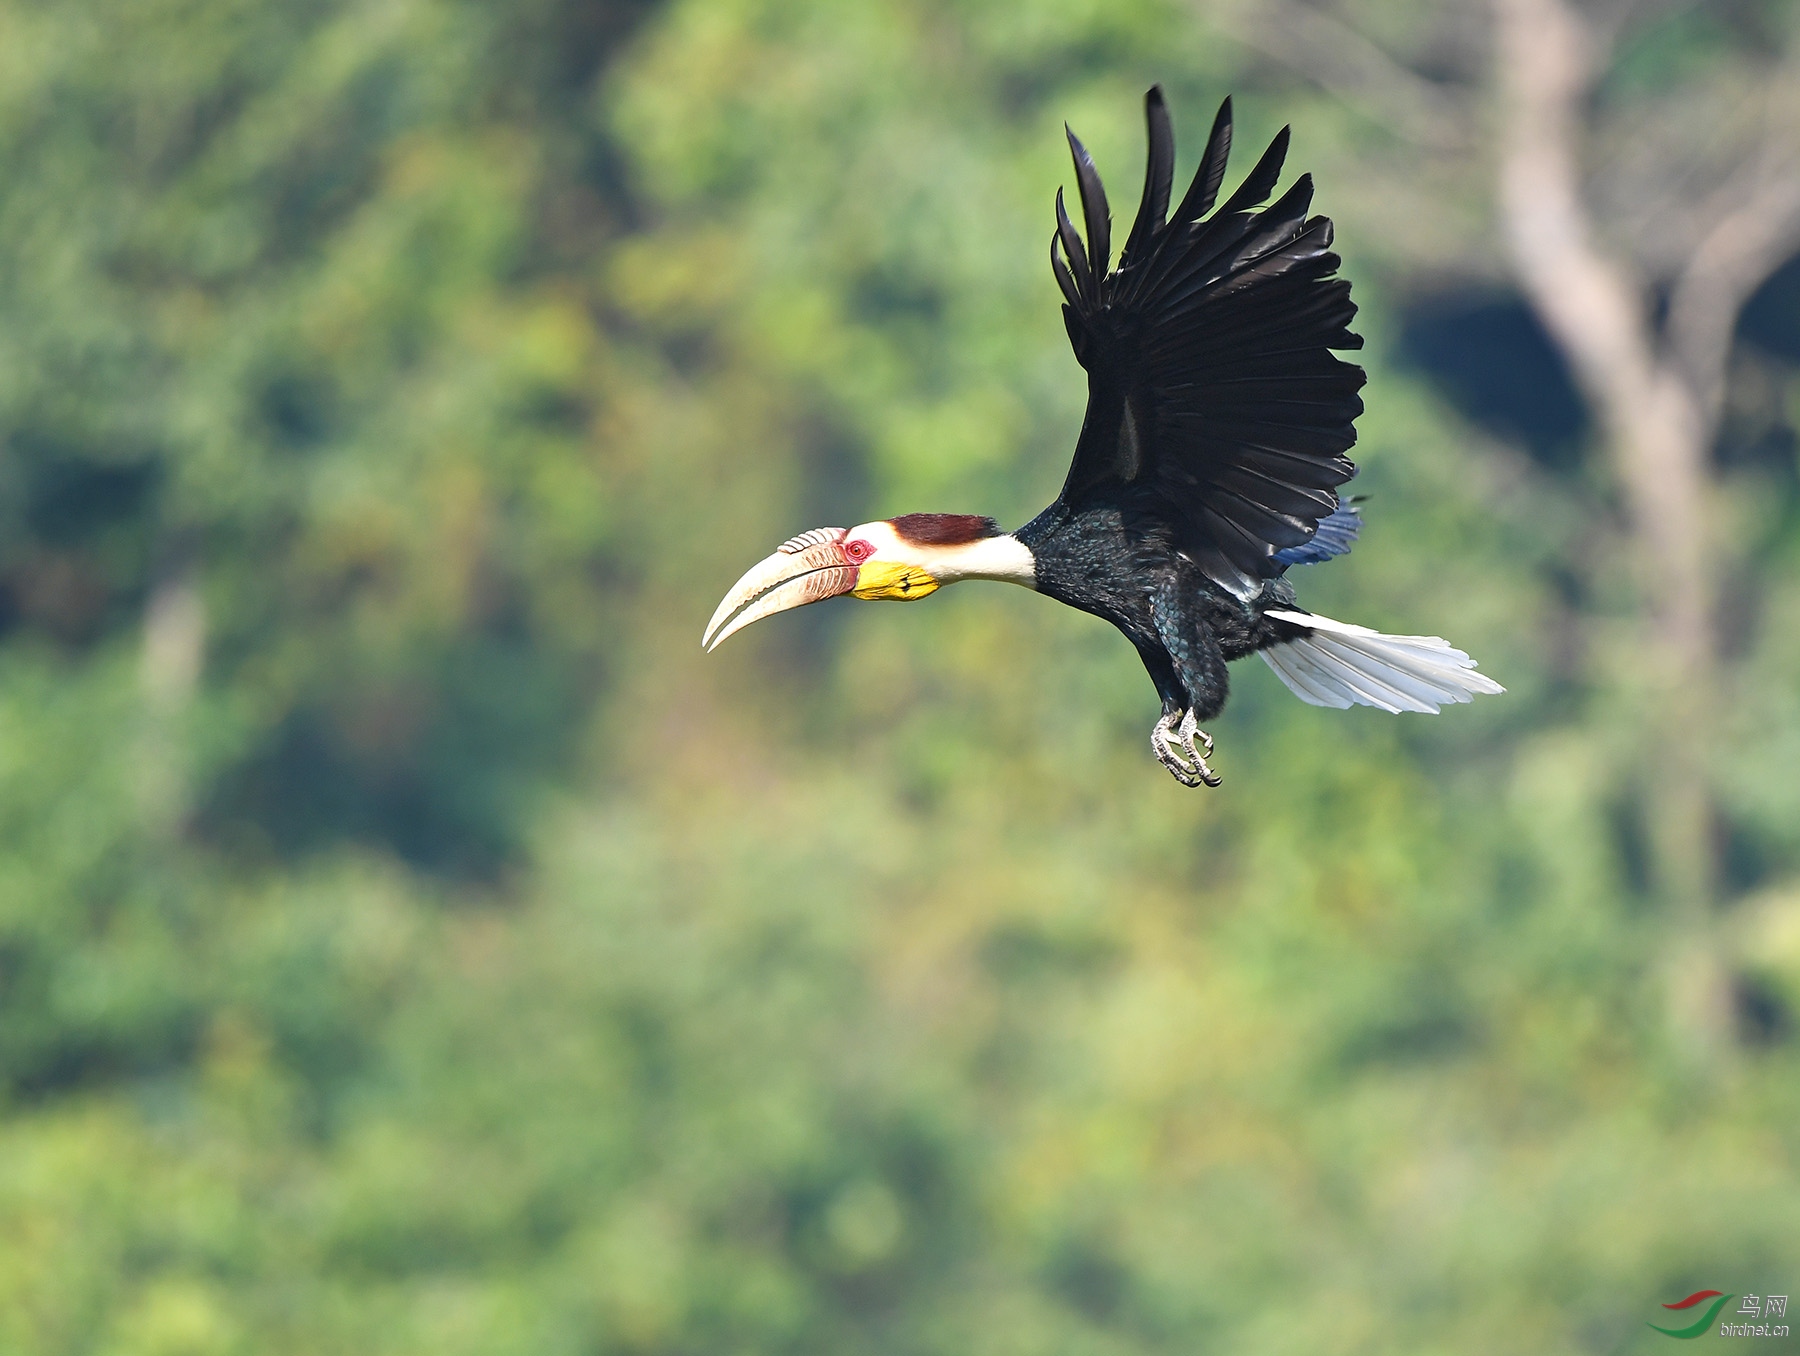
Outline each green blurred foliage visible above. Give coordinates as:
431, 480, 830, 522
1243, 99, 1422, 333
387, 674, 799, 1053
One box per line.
1, 0, 1798, 1351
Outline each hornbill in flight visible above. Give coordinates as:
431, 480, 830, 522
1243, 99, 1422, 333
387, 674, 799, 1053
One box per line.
705, 88, 1502, 787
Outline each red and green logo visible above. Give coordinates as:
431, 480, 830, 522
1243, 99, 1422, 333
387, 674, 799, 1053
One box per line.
1650, 1290, 1733, 1339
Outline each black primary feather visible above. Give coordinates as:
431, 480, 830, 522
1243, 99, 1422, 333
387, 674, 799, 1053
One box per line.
1054, 187, 1092, 301
1037, 91, 1365, 597
1170, 95, 1234, 225
1065, 126, 1111, 281
1050, 236, 1080, 308
1121, 86, 1175, 267
1213, 125, 1289, 219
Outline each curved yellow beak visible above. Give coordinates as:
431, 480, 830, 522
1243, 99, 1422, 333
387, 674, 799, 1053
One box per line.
702, 528, 859, 651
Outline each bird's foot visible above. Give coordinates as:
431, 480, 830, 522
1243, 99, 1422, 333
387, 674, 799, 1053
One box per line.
1178, 709, 1215, 760
1151, 711, 1198, 785
1176, 709, 1221, 786
1152, 710, 1221, 788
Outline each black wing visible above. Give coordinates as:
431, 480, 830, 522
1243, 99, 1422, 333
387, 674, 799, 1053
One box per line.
1050, 87, 1365, 597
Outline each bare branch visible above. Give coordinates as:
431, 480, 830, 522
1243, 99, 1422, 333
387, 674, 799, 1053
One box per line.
1209, 0, 1477, 150
1583, 0, 1686, 62
1664, 67, 1800, 426
1581, 22, 1800, 293
1666, 171, 1800, 428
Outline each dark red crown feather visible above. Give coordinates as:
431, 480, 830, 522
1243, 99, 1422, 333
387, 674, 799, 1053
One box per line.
889, 513, 1003, 546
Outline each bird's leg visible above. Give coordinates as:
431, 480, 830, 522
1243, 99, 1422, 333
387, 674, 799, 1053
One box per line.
1152, 709, 1213, 788
1175, 709, 1221, 787
1144, 576, 1227, 789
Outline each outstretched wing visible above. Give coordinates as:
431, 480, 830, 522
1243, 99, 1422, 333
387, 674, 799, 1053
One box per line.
1051, 87, 1365, 596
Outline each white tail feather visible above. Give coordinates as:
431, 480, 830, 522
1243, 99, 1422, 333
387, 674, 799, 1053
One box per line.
1259, 609, 1504, 714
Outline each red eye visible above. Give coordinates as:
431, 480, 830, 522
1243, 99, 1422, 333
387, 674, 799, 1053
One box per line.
844, 539, 874, 564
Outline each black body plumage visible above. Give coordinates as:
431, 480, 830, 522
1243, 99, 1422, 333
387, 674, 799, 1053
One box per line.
1017, 87, 1364, 731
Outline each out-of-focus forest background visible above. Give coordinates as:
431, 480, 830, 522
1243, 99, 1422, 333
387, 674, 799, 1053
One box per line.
2, 0, 1799, 1350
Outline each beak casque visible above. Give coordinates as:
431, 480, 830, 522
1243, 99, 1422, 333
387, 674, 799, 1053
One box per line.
702, 528, 859, 651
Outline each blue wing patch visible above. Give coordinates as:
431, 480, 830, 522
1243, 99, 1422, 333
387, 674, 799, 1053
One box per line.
1273, 499, 1362, 567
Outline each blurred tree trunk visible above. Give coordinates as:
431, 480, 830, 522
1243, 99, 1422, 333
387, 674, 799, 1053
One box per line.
1214, 0, 1800, 1056
1490, 0, 1800, 1060
138, 566, 206, 838
1490, 0, 1723, 1056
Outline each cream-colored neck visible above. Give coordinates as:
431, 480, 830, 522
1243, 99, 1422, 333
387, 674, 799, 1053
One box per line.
926, 533, 1037, 588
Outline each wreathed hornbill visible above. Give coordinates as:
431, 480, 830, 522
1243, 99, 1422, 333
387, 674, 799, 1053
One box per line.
704, 88, 1502, 787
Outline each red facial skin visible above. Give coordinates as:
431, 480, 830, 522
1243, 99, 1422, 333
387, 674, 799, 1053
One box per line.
844, 538, 875, 564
